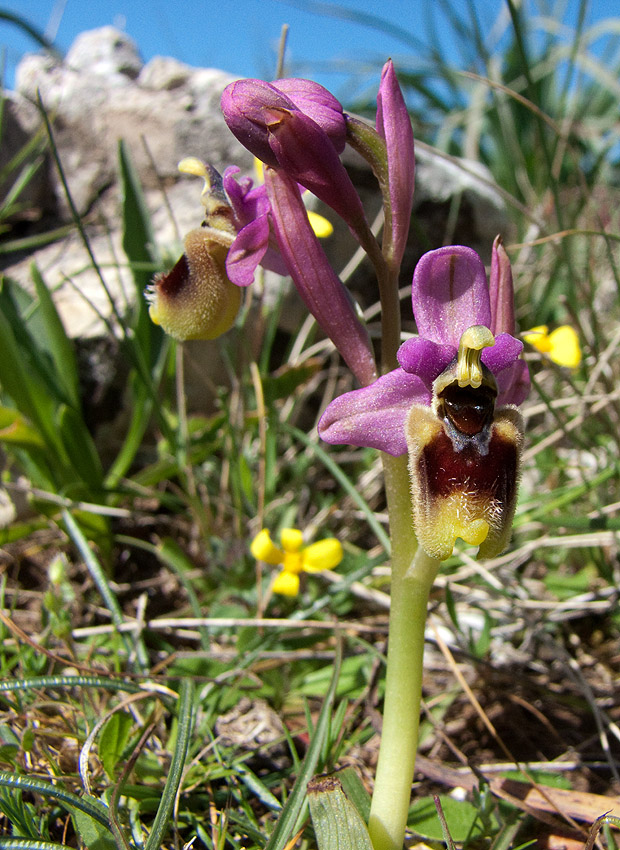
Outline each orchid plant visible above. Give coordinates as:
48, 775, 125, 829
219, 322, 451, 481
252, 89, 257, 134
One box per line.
148, 62, 531, 850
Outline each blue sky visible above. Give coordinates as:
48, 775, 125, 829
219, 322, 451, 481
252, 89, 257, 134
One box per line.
2, 0, 617, 98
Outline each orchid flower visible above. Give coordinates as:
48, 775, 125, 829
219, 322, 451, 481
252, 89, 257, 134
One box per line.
251, 527, 343, 596
320, 243, 530, 560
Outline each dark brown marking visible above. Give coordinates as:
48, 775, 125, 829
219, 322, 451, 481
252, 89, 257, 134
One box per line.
439, 384, 496, 436
420, 426, 518, 503
155, 253, 190, 298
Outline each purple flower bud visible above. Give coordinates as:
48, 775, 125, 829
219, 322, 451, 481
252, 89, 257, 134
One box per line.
221, 77, 347, 168
221, 79, 294, 168
272, 78, 346, 152
265, 107, 369, 233
376, 60, 415, 269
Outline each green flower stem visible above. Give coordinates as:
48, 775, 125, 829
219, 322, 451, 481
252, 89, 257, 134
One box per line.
369, 453, 441, 850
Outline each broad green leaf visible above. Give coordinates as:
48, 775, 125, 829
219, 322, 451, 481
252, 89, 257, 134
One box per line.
409, 795, 497, 842
308, 775, 374, 850
99, 711, 133, 780
57, 403, 103, 490
264, 642, 342, 850
118, 138, 162, 366
336, 766, 371, 825
69, 808, 117, 850
0, 284, 61, 453
30, 263, 80, 409
0, 407, 44, 449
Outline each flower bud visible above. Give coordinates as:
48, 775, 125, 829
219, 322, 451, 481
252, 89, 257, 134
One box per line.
147, 228, 241, 341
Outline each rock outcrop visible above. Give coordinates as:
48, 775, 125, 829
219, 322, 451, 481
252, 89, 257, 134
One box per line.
2, 26, 508, 340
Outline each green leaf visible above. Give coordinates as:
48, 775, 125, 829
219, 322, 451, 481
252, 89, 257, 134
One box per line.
99, 711, 133, 780
0, 407, 44, 449
0, 772, 110, 828
336, 766, 371, 825
308, 775, 374, 850
409, 795, 497, 842
0, 283, 61, 454
118, 138, 162, 366
144, 678, 194, 850
69, 808, 117, 850
30, 263, 80, 410
264, 642, 342, 850
57, 403, 103, 490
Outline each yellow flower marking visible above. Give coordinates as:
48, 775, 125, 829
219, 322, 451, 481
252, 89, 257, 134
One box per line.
456, 325, 495, 388
250, 528, 343, 596
524, 325, 581, 368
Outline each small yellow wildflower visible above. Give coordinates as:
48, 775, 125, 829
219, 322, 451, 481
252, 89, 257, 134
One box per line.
250, 528, 343, 596
523, 325, 581, 369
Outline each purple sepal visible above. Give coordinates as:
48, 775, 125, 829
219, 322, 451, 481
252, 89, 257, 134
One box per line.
266, 108, 368, 232
397, 337, 455, 390
412, 246, 492, 346
490, 235, 516, 335
497, 360, 531, 407
221, 80, 293, 168
264, 167, 376, 387
318, 368, 430, 456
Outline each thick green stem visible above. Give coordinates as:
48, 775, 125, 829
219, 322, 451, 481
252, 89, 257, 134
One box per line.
368, 454, 440, 850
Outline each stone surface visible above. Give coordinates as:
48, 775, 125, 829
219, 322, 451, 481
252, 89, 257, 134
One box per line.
2, 25, 509, 366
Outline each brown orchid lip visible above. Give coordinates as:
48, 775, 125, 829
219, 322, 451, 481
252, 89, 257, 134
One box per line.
419, 424, 519, 505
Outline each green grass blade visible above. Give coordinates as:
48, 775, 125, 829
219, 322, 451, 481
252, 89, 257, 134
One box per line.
61, 509, 147, 670
0, 675, 142, 696
57, 404, 104, 490
143, 678, 194, 850
0, 841, 70, 849
118, 138, 162, 367
264, 640, 342, 850
29, 263, 80, 410
0, 772, 109, 828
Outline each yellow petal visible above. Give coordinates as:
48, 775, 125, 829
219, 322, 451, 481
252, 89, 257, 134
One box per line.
302, 539, 343, 572
272, 569, 300, 596
280, 528, 304, 553
307, 210, 333, 239
250, 529, 284, 565
548, 325, 581, 368
523, 325, 551, 353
